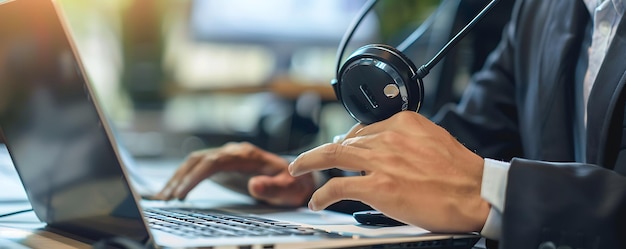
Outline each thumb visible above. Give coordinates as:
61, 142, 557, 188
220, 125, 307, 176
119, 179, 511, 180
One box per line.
248, 173, 309, 207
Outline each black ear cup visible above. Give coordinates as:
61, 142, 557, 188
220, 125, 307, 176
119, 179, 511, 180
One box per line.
332, 0, 498, 124
332, 44, 424, 124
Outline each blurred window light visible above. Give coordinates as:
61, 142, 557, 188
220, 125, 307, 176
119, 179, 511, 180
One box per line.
164, 0, 379, 90
171, 43, 276, 89
189, 0, 377, 45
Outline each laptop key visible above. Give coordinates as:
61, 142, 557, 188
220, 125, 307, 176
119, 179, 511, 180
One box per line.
144, 208, 322, 238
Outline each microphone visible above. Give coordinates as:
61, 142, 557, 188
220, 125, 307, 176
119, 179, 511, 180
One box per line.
332, 0, 501, 124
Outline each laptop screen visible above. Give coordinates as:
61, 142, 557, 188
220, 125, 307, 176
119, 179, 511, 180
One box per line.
0, 0, 150, 242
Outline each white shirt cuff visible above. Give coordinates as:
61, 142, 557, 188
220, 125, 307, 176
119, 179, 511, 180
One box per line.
479, 158, 510, 241
480, 158, 511, 213
480, 207, 503, 240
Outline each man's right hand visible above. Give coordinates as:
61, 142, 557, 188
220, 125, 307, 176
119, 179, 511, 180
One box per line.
153, 142, 314, 207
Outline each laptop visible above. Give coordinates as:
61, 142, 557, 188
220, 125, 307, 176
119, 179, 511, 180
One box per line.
0, 0, 481, 248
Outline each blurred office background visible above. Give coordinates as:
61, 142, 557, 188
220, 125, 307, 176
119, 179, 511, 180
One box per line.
44, 0, 513, 160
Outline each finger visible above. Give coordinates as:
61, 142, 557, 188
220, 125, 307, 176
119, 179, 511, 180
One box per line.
308, 177, 371, 211
289, 143, 372, 176
219, 143, 287, 175
172, 156, 221, 200
334, 123, 366, 143
248, 173, 308, 207
256, 150, 293, 174
339, 135, 376, 149
170, 149, 211, 182
170, 150, 288, 200
349, 111, 428, 138
155, 153, 206, 200
248, 175, 287, 202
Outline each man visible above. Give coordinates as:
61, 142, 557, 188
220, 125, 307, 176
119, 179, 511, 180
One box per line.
157, 0, 626, 248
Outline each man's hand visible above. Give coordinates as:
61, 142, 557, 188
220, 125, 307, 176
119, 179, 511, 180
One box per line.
154, 142, 314, 207
289, 111, 490, 233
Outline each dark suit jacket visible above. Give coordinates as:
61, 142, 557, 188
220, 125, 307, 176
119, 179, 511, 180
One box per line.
435, 0, 626, 248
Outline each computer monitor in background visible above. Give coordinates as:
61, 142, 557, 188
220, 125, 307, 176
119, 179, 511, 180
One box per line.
189, 0, 376, 45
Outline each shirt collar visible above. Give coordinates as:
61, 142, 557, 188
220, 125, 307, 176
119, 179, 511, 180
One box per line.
584, 0, 625, 15
584, 0, 600, 13
614, 0, 625, 15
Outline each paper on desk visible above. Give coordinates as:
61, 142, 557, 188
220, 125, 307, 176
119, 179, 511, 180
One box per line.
0, 145, 28, 202
311, 224, 431, 238
257, 208, 431, 238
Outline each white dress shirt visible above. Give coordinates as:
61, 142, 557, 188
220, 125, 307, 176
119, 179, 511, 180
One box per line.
479, 0, 625, 240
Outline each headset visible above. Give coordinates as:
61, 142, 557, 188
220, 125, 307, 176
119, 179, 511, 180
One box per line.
331, 0, 500, 124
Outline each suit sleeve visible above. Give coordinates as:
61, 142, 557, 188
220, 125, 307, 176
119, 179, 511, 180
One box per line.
432, 0, 523, 162
501, 158, 626, 249
430, 1, 626, 248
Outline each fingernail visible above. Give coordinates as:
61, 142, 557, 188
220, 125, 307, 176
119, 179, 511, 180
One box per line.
308, 200, 317, 211
288, 161, 297, 176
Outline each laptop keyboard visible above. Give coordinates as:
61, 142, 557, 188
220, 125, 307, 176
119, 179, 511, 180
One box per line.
144, 208, 319, 239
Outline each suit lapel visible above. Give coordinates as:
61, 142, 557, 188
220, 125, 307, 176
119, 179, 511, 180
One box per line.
586, 15, 626, 165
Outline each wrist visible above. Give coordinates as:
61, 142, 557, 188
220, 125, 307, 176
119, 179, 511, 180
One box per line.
457, 155, 490, 232
472, 199, 491, 232
455, 186, 491, 233
470, 156, 489, 232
